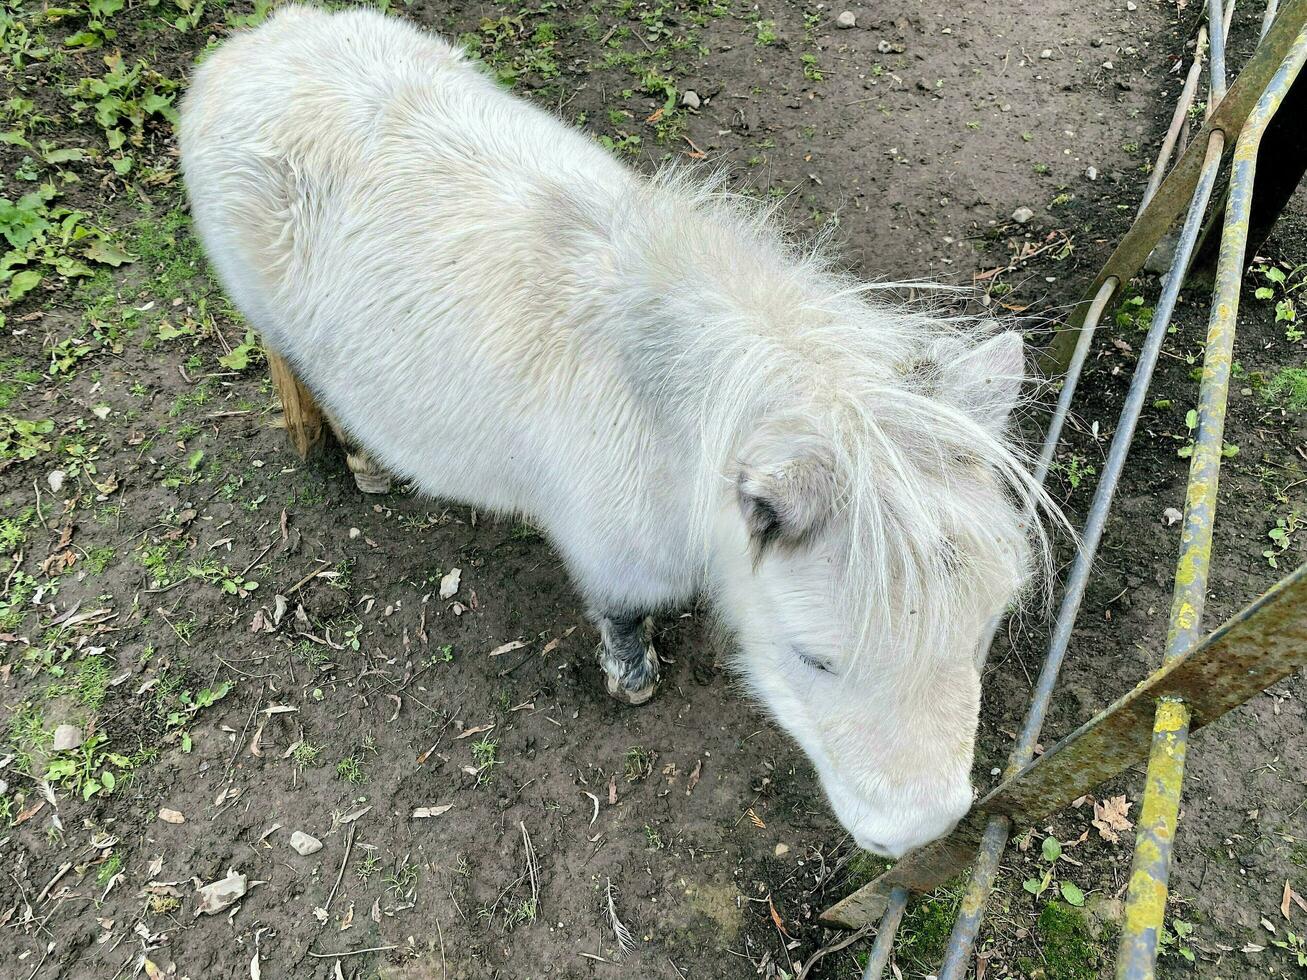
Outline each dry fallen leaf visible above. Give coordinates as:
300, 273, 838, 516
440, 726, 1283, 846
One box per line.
746, 808, 766, 830
454, 723, 494, 740
488, 639, 527, 658
1092, 795, 1133, 843
1282, 879, 1306, 920
412, 804, 454, 819
768, 896, 790, 937
686, 759, 702, 795
194, 868, 247, 916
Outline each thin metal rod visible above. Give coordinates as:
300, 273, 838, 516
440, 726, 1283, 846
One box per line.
1034, 278, 1118, 485
1139, 27, 1209, 215
860, 887, 909, 980
1210, 0, 1230, 104
1115, 24, 1307, 980
935, 128, 1228, 980
1263, 0, 1282, 36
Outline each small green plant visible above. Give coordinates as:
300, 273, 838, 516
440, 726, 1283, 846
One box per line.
45, 732, 132, 801
384, 857, 419, 897
355, 850, 380, 882
644, 823, 664, 849
1158, 918, 1195, 962
1271, 929, 1307, 967
96, 853, 123, 885
1056, 452, 1095, 490
754, 19, 778, 45
293, 741, 322, 767
471, 735, 500, 783
1263, 512, 1301, 569
335, 756, 365, 783
1252, 262, 1306, 341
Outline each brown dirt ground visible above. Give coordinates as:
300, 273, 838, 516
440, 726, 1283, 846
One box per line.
1, 1, 1304, 979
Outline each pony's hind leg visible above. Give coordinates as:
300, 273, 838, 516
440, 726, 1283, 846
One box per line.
323, 413, 394, 495
597, 613, 660, 706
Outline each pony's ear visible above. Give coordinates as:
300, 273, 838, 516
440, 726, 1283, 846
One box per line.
939, 331, 1025, 434
736, 440, 837, 556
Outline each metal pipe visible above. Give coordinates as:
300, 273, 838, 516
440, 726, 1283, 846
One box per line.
1115, 23, 1307, 979
1210, 0, 1230, 105
1263, 0, 1282, 37
1139, 27, 1209, 215
859, 886, 909, 980
934, 128, 1228, 980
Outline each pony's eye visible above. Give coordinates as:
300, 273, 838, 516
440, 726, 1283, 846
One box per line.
793, 648, 835, 675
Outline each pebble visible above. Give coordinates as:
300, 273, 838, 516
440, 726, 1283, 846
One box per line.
681, 89, 701, 110
877, 39, 894, 53
1011, 206, 1035, 224
1163, 507, 1183, 526
836, 10, 856, 29
1126, 0, 1138, 9
1040, 49, 1053, 59
1086, 166, 1099, 180
774, 842, 791, 857
158, 808, 186, 824
52, 724, 83, 751
290, 831, 323, 856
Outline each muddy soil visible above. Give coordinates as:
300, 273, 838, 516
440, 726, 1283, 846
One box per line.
0, 1, 1303, 979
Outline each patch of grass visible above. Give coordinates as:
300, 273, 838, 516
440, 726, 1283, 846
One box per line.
471, 735, 500, 782
96, 852, 123, 885
384, 857, 419, 897
1263, 367, 1307, 411
73, 652, 111, 709
1036, 901, 1104, 979
292, 741, 322, 767
335, 756, 365, 783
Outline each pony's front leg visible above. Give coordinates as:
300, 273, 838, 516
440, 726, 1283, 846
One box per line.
597, 613, 660, 706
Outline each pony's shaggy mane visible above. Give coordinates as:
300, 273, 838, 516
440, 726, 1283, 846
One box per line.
620, 167, 1062, 671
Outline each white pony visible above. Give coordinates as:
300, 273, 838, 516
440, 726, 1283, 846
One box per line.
180, 6, 1052, 858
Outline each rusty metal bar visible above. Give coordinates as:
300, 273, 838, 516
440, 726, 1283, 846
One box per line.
1115, 21, 1307, 978
979, 561, 1307, 825
1044, 0, 1307, 372
821, 560, 1307, 930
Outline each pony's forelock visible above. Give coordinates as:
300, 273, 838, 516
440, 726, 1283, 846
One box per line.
624, 166, 1064, 668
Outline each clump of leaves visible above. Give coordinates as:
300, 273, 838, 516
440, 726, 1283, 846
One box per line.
1253, 262, 1306, 341
1263, 511, 1300, 569
623, 745, 655, 782
64, 53, 179, 174
1158, 918, 1195, 962
45, 732, 132, 801
0, 414, 53, 461
1, 182, 133, 301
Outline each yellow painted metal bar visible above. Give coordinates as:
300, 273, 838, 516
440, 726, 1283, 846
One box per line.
1115, 20, 1307, 980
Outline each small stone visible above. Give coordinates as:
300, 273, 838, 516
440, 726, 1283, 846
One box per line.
1091, 37, 1104, 47
836, 10, 856, 28
774, 842, 790, 857
1085, 166, 1098, 180
158, 807, 186, 824
52, 724, 83, 751
47, 470, 65, 493
1103, 60, 1115, 70
1163, 507, 1183, 526
1040, 49, 1053, 59
681, 89, 701, 110
348, 527, 360, 539
1011, 206, 1035, 224
438, 567, 461, 600
877, 38, 893, 53
1126, 0, 1138, 9
290, 831, 323, 856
